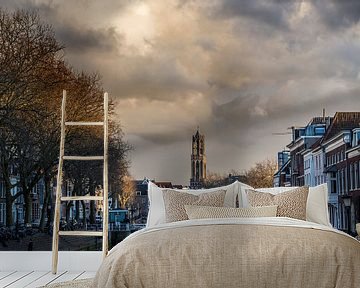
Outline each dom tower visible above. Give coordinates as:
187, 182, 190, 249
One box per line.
190, 128, 206, 189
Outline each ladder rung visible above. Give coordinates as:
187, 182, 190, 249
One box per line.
63, 156, 104, 160
61, 196, 103, 201
65, 121, 104, 126
59, 231, 103, 237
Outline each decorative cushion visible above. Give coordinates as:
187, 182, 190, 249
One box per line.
245, 186, 309, 220
146, 181, 250, 227
162, 189, 226, 223
184, 205, 278, 219
253, 184, 331, 226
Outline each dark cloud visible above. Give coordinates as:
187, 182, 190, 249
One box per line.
211, 0, 294, 29
3, 0, 360, 184
136, 131, 188, 145
0, 0, 124, 54
56, 25, 122, 53
314, 0, 360, 28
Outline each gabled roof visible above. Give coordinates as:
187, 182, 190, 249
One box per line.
154, 181, 173, 188
307, 116, 332, 126
321, 112, 360, 143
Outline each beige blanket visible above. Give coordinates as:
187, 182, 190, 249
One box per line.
93, 218, 360, 288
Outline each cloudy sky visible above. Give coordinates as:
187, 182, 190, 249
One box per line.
3, 0, 360, 185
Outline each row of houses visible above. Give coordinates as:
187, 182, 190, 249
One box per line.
0, 173, 182, 227
274, 112, 360, 234
0, 176, 46, 227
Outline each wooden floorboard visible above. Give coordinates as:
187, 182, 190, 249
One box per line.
0, 271, 32, 287
0, 272, 16, 281
24, 271, 66, 288
6, 271, 48, 288
49, 271, 84, 284
0, 271, 96, 287
75, 271, 96, 280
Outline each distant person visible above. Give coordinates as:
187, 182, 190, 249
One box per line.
27, 238, 33, 251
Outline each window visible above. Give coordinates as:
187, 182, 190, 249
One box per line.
0, 181, 5, 198
330, 172, 337, 194
339, 204, 344, 230
355, 162, 359, 189
358, 161, 360, 189
338, 170, 342, 195
314, 127, 325, 135
352, 130, 360, 147
350, 164, 353, 190
0, 203, 5, 225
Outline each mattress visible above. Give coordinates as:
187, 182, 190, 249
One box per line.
92, 217, 360, 288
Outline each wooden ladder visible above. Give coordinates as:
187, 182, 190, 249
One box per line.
51, 90, 109, 274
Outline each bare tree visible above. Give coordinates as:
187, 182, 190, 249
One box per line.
118, 175, 136, 209
243, 159, 277, 188
0, 9, 63, 126
0, 9, 132, 229
203, 171, 229, 188
203, 159, 276, 190
0, 9, 65, 226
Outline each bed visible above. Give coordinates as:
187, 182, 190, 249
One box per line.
93, 182, 360, 288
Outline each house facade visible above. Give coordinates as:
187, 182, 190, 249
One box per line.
273, 151, 291, 187
275, 112, 360, 234
286, 117, 331, 187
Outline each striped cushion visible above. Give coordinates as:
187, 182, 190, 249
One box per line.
162, 189, 226, 223
184, 205, 278, 219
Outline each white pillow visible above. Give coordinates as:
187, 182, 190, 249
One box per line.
146, 181, 248, 227
240, 184, 331, 227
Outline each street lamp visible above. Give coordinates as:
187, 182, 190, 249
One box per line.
342, 195, 351, 235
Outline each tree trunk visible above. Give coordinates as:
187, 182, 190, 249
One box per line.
39, 175, 51, 231
1, 156, 14, 227
5, 187, 13, 227
75, 201, 80, 222
46, 201, 52, 229
66, 202, 71, 223
89, 180, 96, 224
81, 200, 86, 226
90, 201, 95, 224
24, 189, 32, 224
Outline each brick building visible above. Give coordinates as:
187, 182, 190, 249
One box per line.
275, 112, 360, 234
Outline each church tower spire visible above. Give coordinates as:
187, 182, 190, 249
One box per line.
190, 127, 206, 189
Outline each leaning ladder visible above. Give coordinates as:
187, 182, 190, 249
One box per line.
52, 90, 109, 274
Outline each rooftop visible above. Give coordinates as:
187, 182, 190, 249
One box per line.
321, 112, 360, 143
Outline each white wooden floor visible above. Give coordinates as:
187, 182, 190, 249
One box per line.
0, 270, 95, 288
